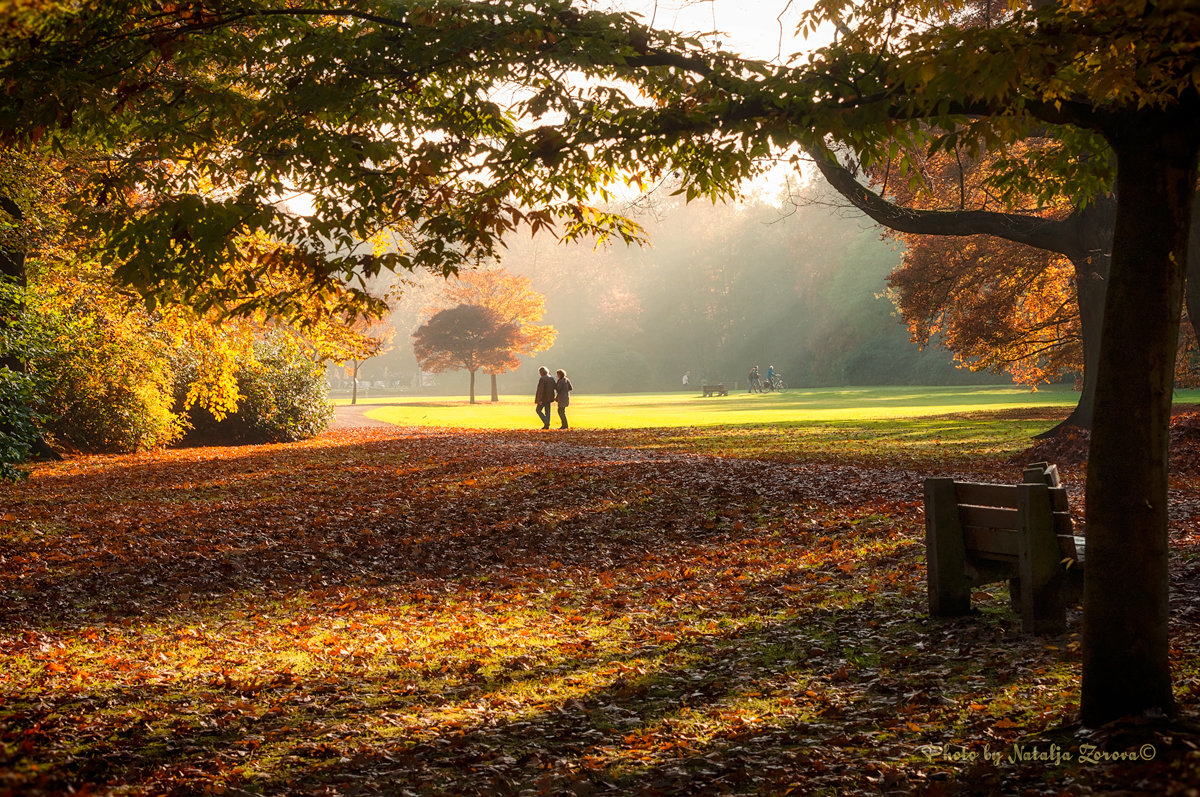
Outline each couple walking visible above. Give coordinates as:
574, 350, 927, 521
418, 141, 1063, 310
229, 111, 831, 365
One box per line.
534, 367, 573, 429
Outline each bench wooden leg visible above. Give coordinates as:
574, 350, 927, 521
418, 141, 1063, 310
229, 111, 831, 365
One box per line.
1017, 483, 1067, 634
925, 478, 971, 617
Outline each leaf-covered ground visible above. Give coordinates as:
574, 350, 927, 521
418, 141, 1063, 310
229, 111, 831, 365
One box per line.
3, 415, 1200, 795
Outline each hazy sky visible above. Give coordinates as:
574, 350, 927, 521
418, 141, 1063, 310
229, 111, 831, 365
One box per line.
606, 1, 832, 198
610, 1, 825, 62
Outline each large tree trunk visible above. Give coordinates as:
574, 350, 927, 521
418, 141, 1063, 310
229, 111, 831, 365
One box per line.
1035, 250, 1105, 436
490, 373, 499, 402
1065, 259, 1103, 431
1, 192, 59, 463
469, 369, 477, 404
1080, 110, 1200, 726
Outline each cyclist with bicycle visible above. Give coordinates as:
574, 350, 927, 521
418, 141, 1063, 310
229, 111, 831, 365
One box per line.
762, 366, 787, 393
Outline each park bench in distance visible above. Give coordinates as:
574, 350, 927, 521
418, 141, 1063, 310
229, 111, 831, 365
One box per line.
701, 383, 729, 397
924, 462, 1085, 635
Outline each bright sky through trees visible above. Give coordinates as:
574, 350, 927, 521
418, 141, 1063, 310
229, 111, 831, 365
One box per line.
609, 1, 832, 197
613, 0, 818, 61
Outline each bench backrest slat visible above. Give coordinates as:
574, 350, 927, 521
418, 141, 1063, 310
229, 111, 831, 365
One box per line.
954, 482, 1015, 506
963, 525, 1020, 559
959, 504, 1019, 530
960, 516, 1075, 557
954, 482, 1070, 513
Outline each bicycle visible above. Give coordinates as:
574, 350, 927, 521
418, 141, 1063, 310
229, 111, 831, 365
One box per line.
762, 374, 787, 393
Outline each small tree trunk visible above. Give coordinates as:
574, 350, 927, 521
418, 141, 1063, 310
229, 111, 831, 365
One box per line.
1071, 246, 1106, 433
490, 373, 499, 402
469, 369, 477, 404
1039, 247, 1109, 437
351, 361, 360, 405
1081, 110, 1199, 726
1186, 203, 1200, 340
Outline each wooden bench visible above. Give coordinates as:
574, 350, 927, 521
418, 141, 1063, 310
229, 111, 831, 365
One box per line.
701, 384, 728, 397
924, 462, 1085, 634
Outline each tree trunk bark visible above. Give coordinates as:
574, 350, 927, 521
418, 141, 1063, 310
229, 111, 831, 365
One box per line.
1080, 110, 1200, 726
490, 373, 499, 402
1186, 203, 1200, 339
1, 192, 59, 463
469, 369, 477, 404
1034, 251, 1104, 436
1037, 199, 1115, 436
351, 361, 360, 405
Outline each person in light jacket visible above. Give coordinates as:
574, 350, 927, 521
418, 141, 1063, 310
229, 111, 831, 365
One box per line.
554, 369, 573, 429
534, 366, 557, 429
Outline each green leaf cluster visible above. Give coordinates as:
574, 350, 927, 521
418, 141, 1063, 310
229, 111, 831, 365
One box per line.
1, 1, 765, 317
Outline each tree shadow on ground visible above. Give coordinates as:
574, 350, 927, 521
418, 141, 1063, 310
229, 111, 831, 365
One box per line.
4, 428, 1200, 795
0, 431, 930, 632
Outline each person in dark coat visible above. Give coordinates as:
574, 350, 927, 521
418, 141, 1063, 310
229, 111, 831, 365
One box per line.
534, 366, 557, 429
554, 369, 573, 429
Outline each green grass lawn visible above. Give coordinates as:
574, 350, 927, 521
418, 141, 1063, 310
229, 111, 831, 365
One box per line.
336, 385, 1200, 468
340, 383, 1200, 430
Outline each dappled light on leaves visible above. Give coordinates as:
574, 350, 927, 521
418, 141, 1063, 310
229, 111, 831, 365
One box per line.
3, 419, 1200, 794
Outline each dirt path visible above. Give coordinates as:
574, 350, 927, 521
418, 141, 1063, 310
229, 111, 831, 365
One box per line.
330, 403, 399, 429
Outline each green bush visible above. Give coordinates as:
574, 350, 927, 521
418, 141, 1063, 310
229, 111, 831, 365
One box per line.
0, 280, 38, 480
181, 332, 333, 445
0, 364, 39, 482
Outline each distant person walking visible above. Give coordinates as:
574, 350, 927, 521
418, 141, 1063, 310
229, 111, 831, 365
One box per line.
748, 365, 762, 393
682, 371, 691, 389
554, 368, 573, 429
534, 366, 557, 429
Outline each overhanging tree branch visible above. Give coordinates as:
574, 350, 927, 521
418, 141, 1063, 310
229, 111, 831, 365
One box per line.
808, 143, 1085, 258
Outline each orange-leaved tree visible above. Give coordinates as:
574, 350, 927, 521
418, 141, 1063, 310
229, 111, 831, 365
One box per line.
428, 268, 556, 402
412, 304, 519, 404
888, 232, 1082, 388
815, 137, 1110, 432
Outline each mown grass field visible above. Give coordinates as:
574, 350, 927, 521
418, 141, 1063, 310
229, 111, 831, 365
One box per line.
342, 384, 1200, 467
4, 389, 1200, 795
339, 384, 1095, 429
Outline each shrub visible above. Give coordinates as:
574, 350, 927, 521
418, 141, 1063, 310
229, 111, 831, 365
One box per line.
30, 293, 182, 453
0, 279, 39, 480
180, 332, 333, 445
0, 364, 38, 481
